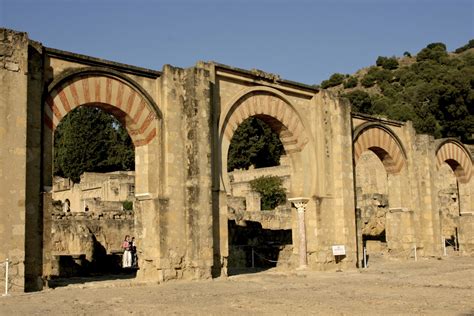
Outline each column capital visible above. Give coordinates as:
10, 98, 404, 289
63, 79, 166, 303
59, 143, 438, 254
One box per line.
288, 197, 310, 211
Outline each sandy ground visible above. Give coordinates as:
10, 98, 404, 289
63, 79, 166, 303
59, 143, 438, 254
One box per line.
0, 256, 473, 315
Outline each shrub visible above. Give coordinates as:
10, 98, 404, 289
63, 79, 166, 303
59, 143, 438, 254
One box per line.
454, 39, 474, 54
123, 200, 133, 211
376, 56, 388, 67
320, 73, 345, 89
361, 67, 392, 88
343, 76, 358, 89
361, 72, 377, 88
376, 56, 399, 70
382, 57, 399, 70
249, 176, 286, 210
416, 42, 448, 63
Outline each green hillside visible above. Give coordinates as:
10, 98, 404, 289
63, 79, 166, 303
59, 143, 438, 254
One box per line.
320, 40, 474, 143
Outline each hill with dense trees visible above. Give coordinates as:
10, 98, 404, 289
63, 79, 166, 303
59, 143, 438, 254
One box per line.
320, 40, 474, 143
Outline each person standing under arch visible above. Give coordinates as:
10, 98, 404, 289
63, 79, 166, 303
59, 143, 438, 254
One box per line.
122, 235, 132, 268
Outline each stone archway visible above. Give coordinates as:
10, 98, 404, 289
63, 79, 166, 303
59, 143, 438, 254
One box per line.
42, 68, 162, 192
219, 88, 312, 196
435, 139, 472, 217
435, 139, 473, 253
353, 124, 406, 174
44, 68, 160, 147
41, 68, 162, 282
436, 140, 472, 184
218, 87, 314, 273
353, 123, 410, 260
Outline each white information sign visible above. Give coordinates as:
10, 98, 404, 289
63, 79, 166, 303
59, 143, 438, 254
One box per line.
332, 245, 346, 256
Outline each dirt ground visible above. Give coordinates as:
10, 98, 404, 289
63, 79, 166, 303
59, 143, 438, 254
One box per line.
0, 255, 473, 315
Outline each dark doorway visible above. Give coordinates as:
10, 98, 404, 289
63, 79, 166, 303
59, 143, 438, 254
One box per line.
228, 220, 292, 275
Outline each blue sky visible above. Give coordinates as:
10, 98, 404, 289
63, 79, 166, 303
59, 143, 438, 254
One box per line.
1, 0, 473, 84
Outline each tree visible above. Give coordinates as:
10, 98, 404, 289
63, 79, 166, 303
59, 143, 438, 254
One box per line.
416, 42, 448, 63
54, 106, 134, 183
343, 90, 373, 113
227, 117, 284, 171
335, 41, 474, 143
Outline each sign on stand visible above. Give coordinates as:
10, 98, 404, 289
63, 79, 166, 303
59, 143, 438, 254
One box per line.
332, 245, 346, 256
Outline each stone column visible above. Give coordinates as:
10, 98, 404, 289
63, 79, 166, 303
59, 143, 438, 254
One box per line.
289, 197, 309, 269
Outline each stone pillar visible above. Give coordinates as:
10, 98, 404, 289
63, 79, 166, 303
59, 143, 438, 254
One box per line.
458, 213, 474, 255
0, 29, 29, 291
386, 208, 415, 252
289, 197, 309, 269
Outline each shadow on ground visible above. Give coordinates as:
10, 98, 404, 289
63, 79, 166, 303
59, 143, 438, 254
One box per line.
47, 269, 137, 288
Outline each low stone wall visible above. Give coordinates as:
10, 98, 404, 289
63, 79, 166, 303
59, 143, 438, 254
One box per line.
228, 208, 292, 230
49, 210, 134, 276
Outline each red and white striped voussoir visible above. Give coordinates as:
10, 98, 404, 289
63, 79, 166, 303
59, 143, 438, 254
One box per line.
224, 93, 308, 154
44, 75, 157, 147
354, 126, 405, 174
436, 141, 472, 183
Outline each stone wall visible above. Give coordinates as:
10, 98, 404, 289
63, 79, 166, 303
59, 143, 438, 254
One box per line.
53, 171, 135, 212
51, 210, 134, 257
1, 28, 473, 292
356, 150, 389, 239
228, 208, 292, 230
459, 214, 474, 254
49, 208, 133, 276
134, 65, 214, 283
0, 29, 39, 292
437, 163, 460, 240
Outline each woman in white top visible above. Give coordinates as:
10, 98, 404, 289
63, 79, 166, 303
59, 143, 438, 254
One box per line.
122, 235, 132, 268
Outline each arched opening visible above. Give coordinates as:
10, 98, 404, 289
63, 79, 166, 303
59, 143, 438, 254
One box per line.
41, 70, 161, 288
436, 140, 473, 254
220, 90, 312, 275
49, 105, 137, 286
437, 162, 460, 253
219, 90, 311, 196
355, 150, 388, 262
226, 116, 292, 274
353, 124, 409, 265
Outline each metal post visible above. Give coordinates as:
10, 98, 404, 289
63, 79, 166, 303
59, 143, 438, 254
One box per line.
3, 259, 8, 296
363, 247, 367, 268
414, 245, 417, 262
443, 237, 447, 256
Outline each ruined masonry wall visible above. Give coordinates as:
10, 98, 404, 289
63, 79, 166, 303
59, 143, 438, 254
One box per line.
1, 28, 473, 292
51, 210, 134, 260
0, 29, 29, 291
135, 66, 213, 282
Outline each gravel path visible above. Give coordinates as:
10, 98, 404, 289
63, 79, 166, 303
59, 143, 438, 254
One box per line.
1, 256, 473, 315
